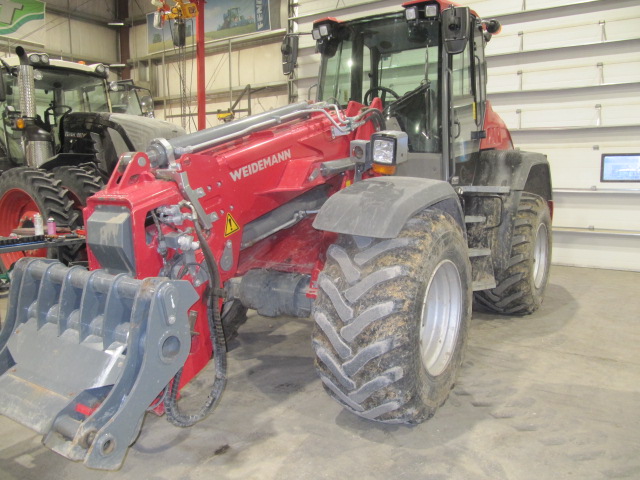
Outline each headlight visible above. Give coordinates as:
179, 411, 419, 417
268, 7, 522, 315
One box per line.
28, 53, 40, 64
373, 138, 395, 164
39, 54, 49, 64
371, 131, 408, 175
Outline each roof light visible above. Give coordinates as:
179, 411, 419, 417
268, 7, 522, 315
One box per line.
95, 64, 110, 77
405, 7, 417, 21
319, 24, 330, 37
26, 53, 50, 66
312, 28, 321, 40
424, 5, 438, 17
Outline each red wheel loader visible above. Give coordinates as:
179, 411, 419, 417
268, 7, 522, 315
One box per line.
0, 0, 552, 470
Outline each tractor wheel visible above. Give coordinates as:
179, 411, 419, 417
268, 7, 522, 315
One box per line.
475, 193, 552, 315
0, 167, 79, 270
51, 164, 104, 219
312, 208, 472, 424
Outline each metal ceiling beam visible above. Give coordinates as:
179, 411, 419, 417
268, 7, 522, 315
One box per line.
44, 5, 117, 27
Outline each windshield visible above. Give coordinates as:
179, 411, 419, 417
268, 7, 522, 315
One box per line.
317, 13, 440, 106
317, 13, 442, 153
2, 67, 110, 125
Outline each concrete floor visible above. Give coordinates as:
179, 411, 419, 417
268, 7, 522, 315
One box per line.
0, 265, 638, 479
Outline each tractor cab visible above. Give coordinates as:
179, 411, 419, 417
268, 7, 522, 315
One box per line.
310, 0, 504, 184
0, 51, 153, 172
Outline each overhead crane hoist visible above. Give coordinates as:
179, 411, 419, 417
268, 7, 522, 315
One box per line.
151, 0, 206, 130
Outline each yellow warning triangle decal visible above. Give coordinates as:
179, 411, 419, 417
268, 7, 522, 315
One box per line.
224, 213, 240, 237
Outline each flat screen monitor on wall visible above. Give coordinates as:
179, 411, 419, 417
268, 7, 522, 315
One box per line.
601, 154, 640, 182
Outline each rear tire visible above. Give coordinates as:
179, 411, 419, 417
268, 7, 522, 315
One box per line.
312, 209, 472, 424
475, 193, 551, 315
0, 167, 79, 270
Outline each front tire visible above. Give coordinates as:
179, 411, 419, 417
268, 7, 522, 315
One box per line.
475, 193, 551, 315
312, 209, 472, 424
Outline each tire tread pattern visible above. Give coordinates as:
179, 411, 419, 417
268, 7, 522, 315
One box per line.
313, 210, 471, 424
0, 167, 80, 268
475, 193, 551, 315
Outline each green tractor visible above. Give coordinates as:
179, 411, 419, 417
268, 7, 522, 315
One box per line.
0, 47, 184, 270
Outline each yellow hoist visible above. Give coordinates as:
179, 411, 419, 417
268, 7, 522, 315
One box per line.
151, 0, 198, 28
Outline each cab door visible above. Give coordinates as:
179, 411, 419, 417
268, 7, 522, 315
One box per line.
450, 35, 477, 164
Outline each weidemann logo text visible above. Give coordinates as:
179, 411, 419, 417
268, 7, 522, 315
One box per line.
229, 149, 292, 181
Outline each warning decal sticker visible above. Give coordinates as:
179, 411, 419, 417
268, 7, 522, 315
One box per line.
224, 213, 240, 237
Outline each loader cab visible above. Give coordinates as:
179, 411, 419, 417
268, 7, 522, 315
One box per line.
314, 1, 489, 183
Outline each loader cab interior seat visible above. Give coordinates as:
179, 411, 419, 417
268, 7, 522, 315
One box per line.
385, 82, 440, 153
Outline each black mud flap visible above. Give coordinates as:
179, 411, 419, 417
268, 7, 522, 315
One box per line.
0, 258, 198, 470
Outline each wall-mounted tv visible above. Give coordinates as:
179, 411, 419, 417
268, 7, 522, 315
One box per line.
601, 154, 640, 182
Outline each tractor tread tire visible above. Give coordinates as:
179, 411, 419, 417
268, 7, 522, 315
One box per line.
51, 164, 104, 210
312, 209, 471, 424
475, 193, 551, 315
0, 167, 80, 269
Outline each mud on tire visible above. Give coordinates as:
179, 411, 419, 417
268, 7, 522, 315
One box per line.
475, 193, 551, 315
312, 208, 472, 424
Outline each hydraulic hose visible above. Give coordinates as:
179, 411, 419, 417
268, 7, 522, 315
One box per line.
164, 220, 228, 427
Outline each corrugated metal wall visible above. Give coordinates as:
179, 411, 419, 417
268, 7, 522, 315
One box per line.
0, 0, 118, 64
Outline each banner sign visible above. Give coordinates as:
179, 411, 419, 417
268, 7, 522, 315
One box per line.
148, 0, 270, 54
0, 0, 45, 45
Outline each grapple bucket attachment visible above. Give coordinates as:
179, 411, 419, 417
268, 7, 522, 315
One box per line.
0, 258, 199, 470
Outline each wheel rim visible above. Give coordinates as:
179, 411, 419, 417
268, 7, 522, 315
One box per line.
0, 188, 47, 268
419, 259, 463, 377
533, 223, 549, 289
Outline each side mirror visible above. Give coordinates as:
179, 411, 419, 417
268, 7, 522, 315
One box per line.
442, 6, 470, 54
281, 34, 298, 76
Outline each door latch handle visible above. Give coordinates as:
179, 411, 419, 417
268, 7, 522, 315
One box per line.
453, 120, 461, 139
